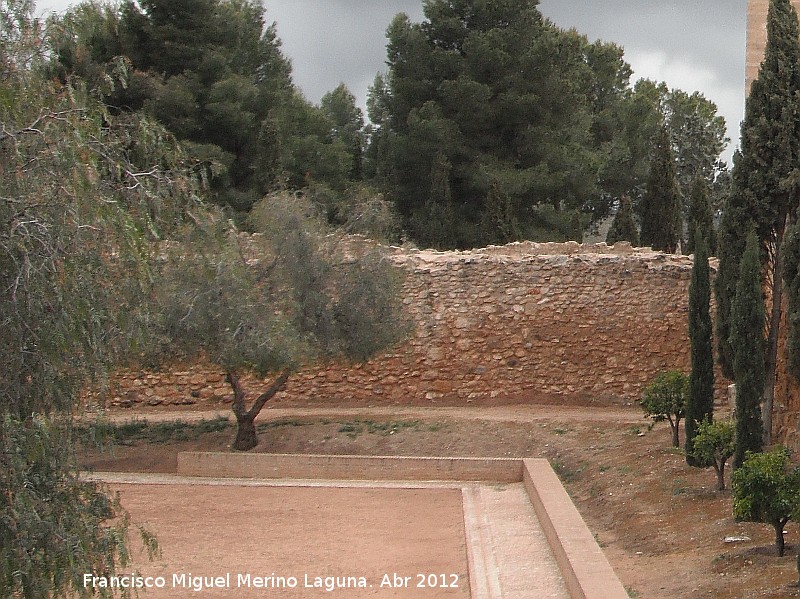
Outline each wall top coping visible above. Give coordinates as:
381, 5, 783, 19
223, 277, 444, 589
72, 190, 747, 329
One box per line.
233, 232, 706, 271
386, 241, 698, 270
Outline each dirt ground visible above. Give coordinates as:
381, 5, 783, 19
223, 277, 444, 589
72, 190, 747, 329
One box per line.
115, 484, 469, 598
80, 397, 800, 599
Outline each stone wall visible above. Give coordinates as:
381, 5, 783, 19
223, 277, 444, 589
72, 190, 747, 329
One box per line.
746, 0, 800, 93
96, 241, 729, 410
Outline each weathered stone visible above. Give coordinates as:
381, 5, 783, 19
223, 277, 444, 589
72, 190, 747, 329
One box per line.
82, 241, 729, 415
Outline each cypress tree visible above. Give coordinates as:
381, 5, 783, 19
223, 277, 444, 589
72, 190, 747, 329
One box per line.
481, 180, 521, 245
606, 194, 639, 246
686, 175, 716, 256
640, 124, 681, 253
414, 150, 458, 248
783, 223, 800, 379
686, 231, 715, 466
731, 230, 765, 469
570, 210, 584, 244
715, 155, 751, 379
715, 0, 800, 444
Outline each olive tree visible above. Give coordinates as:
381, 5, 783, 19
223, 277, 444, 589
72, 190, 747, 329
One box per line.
149, 193, 408, 450
640, 370, 689, 447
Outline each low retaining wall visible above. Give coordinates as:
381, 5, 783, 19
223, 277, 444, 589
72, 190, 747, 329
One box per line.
176, 452, 628, 599
177, 452, 523, 482
523, 459, 629, 599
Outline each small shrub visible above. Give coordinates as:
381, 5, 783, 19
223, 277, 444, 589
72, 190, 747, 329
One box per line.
640, 370, 688, 447
732, 448, 800, 557
690, 419, 735, 490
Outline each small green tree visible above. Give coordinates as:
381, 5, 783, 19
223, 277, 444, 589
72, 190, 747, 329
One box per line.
686, 232, 715, 466
606, 194, 639, 246
731, 230, 766, 469
641, 370, 689, 447
732, 448, 800, 557
691, 419, 735, 491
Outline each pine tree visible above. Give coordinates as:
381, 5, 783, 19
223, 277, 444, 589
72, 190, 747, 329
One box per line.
606, 194, 639, 246
686, 232, 715, 466
686, 175, 716, 255
715, 0, 800, 444
731, 230, 765, 469
640, 124, 681, 253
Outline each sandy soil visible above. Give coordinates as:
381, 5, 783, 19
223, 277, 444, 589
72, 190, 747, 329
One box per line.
112, 484, 469, 598
81, 400, 800, 598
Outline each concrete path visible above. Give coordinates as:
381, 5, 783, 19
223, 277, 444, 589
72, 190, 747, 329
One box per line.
462, 484, 569, 599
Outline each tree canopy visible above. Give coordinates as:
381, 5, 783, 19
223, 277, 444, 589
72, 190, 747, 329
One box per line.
732, 448, 800, 557
368, 3, 727, 248
1, 0, 197, 593
640, 370, 688, 448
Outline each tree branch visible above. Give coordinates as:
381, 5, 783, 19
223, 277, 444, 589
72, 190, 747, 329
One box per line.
245, 369, 290, 419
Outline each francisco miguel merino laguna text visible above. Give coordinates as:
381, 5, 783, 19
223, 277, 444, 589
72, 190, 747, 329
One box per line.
83, 572, 370, 592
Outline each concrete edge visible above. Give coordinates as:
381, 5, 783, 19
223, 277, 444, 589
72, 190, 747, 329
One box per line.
523, 458, 629, 599
175, 453, 628, 599
177, 452, 523, 482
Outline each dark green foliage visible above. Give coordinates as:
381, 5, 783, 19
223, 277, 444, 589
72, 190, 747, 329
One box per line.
481, 180, 522, 246
50, 0, 358, 215
380, 1, 639, 247
716, 0, 800, 417
569, 210, 584, 244
731, 230, 765, 469
715, 154, 751, 379
686, 234, 715, 466
605, 195, 639, 246
640, 370, 689, 447
321, 83, 366, 181
732, 448, 800, 557
1, 3, 198, 593
784, 222, 800, 379
690, 419, 735, 490
412, 150, 459, 248
686, 175, 716, 255
640, 124, 681, 253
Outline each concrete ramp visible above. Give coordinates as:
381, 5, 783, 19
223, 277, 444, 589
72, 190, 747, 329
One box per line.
463, 484, 569, 598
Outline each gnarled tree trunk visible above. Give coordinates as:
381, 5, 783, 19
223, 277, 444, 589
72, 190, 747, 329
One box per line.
227, 370, 290, 451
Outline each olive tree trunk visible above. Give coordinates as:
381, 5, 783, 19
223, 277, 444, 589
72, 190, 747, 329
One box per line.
227, 370, 290, 451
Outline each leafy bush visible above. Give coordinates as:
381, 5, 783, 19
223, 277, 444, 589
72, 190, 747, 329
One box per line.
690, 419, 735, 490
640, 370, 688, 447
732, 448, 800, 557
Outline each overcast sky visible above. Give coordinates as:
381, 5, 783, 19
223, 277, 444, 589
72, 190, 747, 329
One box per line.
35, 0, 748, 163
